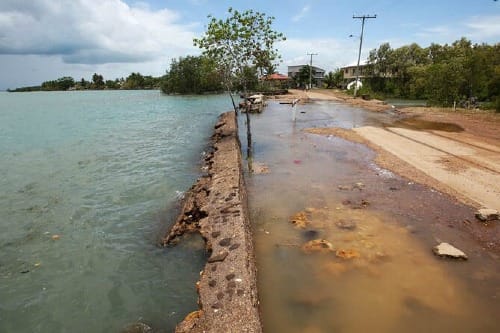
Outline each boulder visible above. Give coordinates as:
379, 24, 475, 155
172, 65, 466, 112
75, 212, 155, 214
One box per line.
432, 242, 467, 260
475, 209, 499, 222
289, 211, 310, 229
301, 239, 333, 254
335, 248, 360, 259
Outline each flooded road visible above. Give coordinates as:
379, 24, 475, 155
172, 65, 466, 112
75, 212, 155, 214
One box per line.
243, 101, 499, 333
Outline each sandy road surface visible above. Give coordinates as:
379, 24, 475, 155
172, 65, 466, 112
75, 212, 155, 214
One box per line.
298, 89, 500, 211
354, 126, 500, 210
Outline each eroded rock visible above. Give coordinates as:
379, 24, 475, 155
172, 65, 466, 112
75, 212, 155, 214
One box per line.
301, 239, 333, 254
432, 242, 468, 260
207, 250, 229, 263
335, 248, 360, 259
475, 209, 499, 222
290, 211, 310, 229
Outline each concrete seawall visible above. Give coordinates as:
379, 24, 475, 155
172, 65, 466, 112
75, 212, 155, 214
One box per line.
163, 111, 262, 333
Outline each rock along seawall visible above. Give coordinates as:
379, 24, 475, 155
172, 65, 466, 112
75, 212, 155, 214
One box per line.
163, 111, 262, 333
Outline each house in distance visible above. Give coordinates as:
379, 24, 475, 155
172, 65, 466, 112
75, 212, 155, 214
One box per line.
287, 65, 325, 88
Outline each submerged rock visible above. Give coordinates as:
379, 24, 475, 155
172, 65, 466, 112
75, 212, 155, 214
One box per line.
289, 211, 310, 229
301, 239, 333, 254
432, 242, 468, 260
475, 209, 499, 222
335, 219, 357, 230
121, 322, 153, 333
353, 182, 365, 190
252, 162, 270, 174
335, 248, 360, 259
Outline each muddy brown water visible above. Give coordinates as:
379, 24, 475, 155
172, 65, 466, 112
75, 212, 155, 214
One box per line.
391, 117, 465, 132
241, 101, 499, 333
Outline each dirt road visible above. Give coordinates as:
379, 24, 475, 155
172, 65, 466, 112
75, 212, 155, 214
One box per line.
301, 89, 500, 211
354, 126, 500, 210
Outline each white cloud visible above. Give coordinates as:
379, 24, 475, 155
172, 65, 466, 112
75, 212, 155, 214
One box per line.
0, 0, 197, 64
412, 15, 500, 46
414, 25, 453, 39
465, 15, 500, 39
291, 5, 310, 22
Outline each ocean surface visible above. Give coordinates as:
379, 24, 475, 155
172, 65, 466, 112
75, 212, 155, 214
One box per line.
0, 90, 231, 332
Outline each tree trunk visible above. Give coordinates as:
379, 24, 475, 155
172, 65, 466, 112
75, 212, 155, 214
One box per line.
246, 103, 252, 159
228, 91, 238, 115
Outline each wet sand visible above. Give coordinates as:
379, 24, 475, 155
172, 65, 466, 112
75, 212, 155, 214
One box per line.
246, 100, 499, 332
299, 89, 500, 251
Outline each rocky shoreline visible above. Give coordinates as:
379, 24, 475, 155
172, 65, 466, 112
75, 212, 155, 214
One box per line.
163, 111, 261, 333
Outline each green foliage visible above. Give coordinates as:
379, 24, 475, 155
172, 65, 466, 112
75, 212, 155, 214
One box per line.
10, 72, 162, 92
122, 73, 144, 89
105, 80, 120, 89
91, 73, 105, 89
324, 68, 344, 88
122, 73, 160, 90
234, 66, 259, 91
364, 38, 499, 108
8, 86, 41, 92
40, 76, 75, 91
293, 65, 314, 88
193, 7, 286, 92
161, 56, 223, 94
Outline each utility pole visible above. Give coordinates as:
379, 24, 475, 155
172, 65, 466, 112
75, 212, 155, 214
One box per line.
307, 52, 318, 90
352, 14, 376, 97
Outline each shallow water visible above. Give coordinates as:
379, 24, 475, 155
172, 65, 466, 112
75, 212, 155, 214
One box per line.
244, 101, 499, 333
385, 98, 427, 107
391, 117, 464, 132
0, 91, 231, 332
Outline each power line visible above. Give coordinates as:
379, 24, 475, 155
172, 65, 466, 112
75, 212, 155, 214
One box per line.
307, 53, 318, 90
352, 14, 376, 97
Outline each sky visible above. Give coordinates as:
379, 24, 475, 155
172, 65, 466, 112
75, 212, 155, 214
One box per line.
0, 0, 499, 90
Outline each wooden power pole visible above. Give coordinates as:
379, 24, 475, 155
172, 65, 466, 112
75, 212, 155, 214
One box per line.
353, 14, 376, 97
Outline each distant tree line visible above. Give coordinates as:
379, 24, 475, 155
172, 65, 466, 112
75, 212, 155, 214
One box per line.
8, 72, 162, 92
160, 55, 223, 94
160, 55, 280, 94
362, 37, 499, 110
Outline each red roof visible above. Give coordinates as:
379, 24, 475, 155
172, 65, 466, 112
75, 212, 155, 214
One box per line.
263, 73, 290, 80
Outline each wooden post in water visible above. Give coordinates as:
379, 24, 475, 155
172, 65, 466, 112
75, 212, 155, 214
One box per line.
246, 101, 252, 159
292, 98, 299, 122
229, 92, 238, 115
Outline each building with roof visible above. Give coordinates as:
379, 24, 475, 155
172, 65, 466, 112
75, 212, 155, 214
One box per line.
287, 65, 325, 88
261, 73, 291, 89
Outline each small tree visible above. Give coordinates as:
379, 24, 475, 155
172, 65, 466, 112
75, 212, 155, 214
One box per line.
91, 73, 105, 89
194, 7, 286, 157
324, 68, 344, 88
293, 65, 313, 89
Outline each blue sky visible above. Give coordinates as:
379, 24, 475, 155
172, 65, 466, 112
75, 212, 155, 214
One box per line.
0, 0, 499, 90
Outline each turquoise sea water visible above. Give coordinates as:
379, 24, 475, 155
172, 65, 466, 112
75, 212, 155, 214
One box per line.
0, 91, 231, 332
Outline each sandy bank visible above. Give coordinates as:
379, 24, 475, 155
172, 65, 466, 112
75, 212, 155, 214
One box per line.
285, 88, 393, 112
303, 89, 500, 212
163, 112, 261, 333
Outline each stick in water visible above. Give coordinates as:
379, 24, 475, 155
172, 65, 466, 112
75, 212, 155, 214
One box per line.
291, 98, 299, 122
